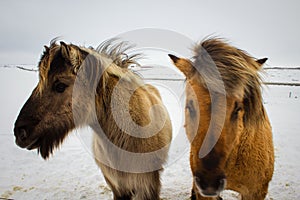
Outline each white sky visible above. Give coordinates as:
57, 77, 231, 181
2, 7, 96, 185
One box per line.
0, 0, 299, 66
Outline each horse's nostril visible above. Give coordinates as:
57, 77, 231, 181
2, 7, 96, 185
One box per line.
19, 128, 27, 140
194, 176, 207, 191
219, 178, 227, 191
14, 126, 28, 141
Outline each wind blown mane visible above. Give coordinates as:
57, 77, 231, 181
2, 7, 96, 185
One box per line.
192, 38, 266, 128
37, 38, 141, 95
95, 38, 141, 69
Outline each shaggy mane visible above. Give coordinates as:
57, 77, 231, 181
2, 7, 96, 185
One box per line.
192, 38, 266, 128
95, 38, 141, 69
37, 38, 141, 95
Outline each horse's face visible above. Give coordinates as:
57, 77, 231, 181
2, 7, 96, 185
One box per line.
169, 54, 245, 197
14, 42, 90, 159
189, 88, 245, 197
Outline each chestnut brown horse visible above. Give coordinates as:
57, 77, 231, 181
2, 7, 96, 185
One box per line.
14, 39, 172, 200
169, 38, 274, 200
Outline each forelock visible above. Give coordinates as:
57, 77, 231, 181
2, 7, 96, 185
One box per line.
37, 42, 61, 95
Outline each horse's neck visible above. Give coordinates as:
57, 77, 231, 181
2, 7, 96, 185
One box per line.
93, 72, 132, 138
226, 120, 270, 168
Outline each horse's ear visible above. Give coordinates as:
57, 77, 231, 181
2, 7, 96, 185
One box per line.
60, 42, 82, 71
256, 58, 268, 66
168, 54, 194, 78
60, 42, 72, 60
168, 54, 180, 63
44, 45, 50, 52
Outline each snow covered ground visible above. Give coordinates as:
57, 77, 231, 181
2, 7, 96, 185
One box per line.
0, 64, 299, 199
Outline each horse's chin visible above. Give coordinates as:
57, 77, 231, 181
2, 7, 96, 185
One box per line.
16, 126, 72, 159
15, 135, 40, 150
37, 129, 71, 159
26, 138, 41, 150
196, 186, 221, 198
199, 190, 220, 198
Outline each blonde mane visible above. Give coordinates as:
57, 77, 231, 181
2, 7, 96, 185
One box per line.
192, 38, 266, 127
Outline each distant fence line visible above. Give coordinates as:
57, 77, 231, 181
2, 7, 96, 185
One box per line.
0, 65, 38, 72
145, 79, 300, 86
2, 65, 300, 70
263, 82, 300, 86
264, 67, 300, 70
143, 78, 184, 81
1, 65, 300, 86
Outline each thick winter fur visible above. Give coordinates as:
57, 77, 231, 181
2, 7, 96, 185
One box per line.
169, 38, 274, 200
14, 38, 172, 200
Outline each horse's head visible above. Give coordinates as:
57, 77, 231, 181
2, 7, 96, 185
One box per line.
169, 38, 267, 197
14, 41, 93, 159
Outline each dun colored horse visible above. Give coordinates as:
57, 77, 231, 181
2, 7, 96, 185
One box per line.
14, 39, 172, 200
169, 38, 274, 200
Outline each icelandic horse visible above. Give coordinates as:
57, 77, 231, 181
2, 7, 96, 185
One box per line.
14, 39, 172, 200
169, 38, 274, 200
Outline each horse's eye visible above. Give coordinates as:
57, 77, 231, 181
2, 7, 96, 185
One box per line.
234, 103, 243, 114
232, 102, 243, 119
54, 82, 68, 93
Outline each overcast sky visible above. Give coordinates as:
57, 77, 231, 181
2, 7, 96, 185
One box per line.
0, 0, 300, 66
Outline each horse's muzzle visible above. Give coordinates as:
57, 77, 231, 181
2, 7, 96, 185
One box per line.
14, 119, 39, 149
194, 176, 227, 197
